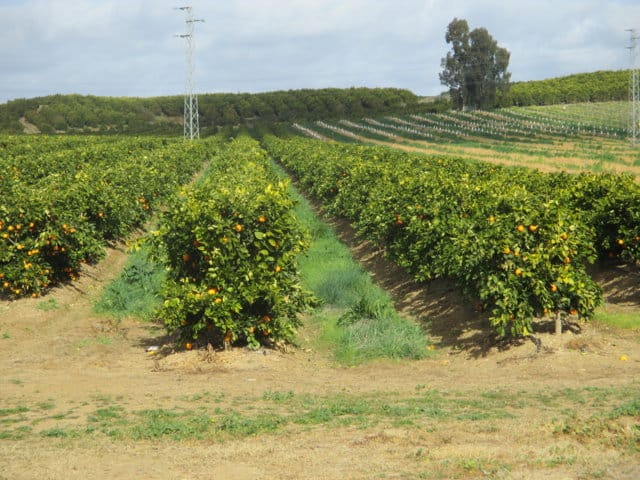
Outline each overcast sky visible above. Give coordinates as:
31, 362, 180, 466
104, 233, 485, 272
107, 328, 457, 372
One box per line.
0, 0, 638, 103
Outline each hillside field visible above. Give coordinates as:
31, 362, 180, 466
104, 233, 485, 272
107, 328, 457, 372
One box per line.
1, 101, 639, 479
295, 101, 640, 179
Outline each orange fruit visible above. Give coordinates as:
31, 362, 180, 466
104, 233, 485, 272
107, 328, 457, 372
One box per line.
514, 268, 523, 276
185, 342, 193, 350
528, 225, 538, 232
617, 239, 625, 246
234, 224, 243, 233
258, 215, 266, 223
560, 233, 568, 241
516, 225, 525, 233
274, 265, 281, 273
550, 284, 558, 293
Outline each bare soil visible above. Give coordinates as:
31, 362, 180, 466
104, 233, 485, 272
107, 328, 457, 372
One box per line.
1, 235, 639, 479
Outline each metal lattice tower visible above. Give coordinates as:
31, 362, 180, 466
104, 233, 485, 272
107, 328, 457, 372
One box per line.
628, 29, 640, 146
176, 6, 204, 140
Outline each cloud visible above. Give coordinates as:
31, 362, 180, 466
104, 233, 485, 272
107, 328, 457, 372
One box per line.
0, 0, 637, 102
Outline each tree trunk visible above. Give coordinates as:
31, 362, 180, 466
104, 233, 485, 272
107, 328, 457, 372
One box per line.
555, 312, 562, 335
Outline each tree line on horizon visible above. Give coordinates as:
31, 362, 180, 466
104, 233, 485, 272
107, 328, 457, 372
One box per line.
0, 68, 629, 136
0, 88, 425, 135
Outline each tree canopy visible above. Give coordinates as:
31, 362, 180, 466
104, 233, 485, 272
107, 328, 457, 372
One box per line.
0, 88, 421, 135
440, 18, 511, 110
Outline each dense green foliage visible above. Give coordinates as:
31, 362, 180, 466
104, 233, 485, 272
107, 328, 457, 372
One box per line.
0, 135, 216, 298
264, 136, 640, 338
148, 136, 314, 349
0, 88, 419, 134
440, 18, 511, 110
500, 70, 629, 107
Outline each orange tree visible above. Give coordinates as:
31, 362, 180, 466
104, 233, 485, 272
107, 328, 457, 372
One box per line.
1, 135, 214, 298
264, 136, 639, 338
148, 136, 314, 349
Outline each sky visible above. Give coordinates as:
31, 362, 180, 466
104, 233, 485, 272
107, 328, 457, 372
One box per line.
0, 0, 639, 103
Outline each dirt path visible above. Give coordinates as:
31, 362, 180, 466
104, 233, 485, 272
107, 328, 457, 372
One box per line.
1, 237, 639, 479
18, 116, 40, 134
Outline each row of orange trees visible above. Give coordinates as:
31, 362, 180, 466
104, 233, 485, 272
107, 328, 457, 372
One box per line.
0, 135, 216, 298
148, 136, 314, 349
264, 136, 640, 337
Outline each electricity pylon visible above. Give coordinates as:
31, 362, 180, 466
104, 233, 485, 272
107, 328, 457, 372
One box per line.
176, 6, 204, 140
628, 29, 639, 146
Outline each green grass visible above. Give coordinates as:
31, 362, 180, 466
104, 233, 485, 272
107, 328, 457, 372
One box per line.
2, 385, 638, 448
594, 309, 640, 330
36, 298, 60, 311
271, 160, 430, 364
94, 245, 165, 321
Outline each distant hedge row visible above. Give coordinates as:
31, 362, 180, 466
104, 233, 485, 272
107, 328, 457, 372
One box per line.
0, 87, 420, 134
0, 70, 630, 133
499, 70, 629, 107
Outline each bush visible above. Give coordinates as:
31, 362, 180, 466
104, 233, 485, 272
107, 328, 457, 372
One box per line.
150, 137, 315, 348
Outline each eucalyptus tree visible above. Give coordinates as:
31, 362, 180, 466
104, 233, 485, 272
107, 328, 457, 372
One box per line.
440, 18, 511, 110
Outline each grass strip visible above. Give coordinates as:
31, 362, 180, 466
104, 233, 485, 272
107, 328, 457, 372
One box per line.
2, 385, 638, 447
93, 244, 165, 322
270, 160, 430, 364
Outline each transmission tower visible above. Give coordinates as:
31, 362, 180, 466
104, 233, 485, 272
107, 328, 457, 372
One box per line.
176, 6, 204, 140
628, 29, 640, 146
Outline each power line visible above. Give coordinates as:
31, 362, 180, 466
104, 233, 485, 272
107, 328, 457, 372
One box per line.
627, 28, 639, 146
175, 6, 204, 140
